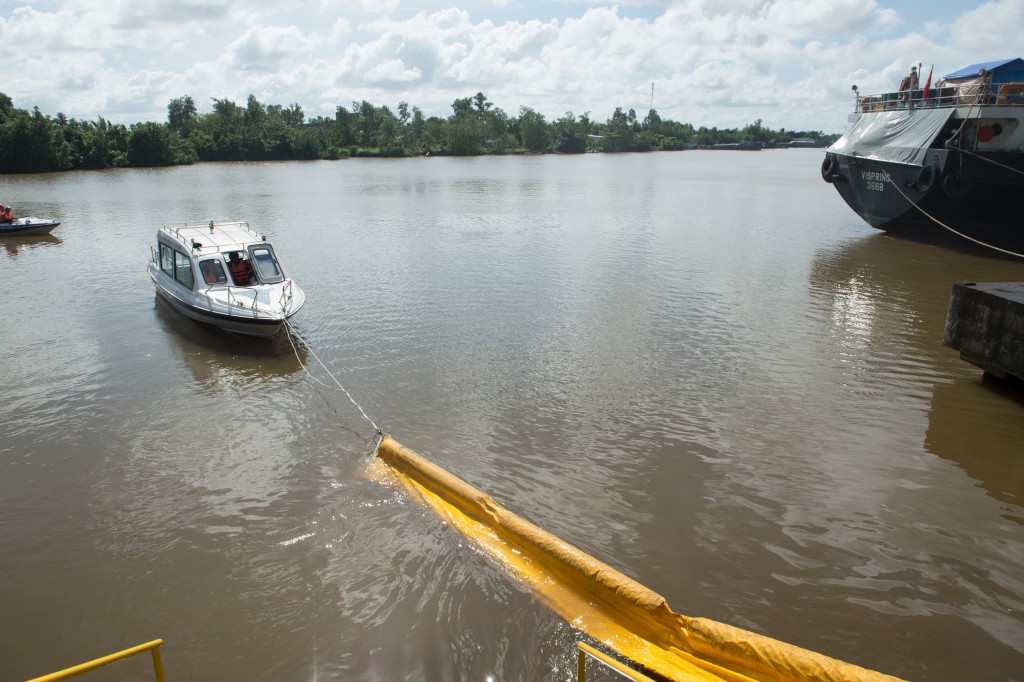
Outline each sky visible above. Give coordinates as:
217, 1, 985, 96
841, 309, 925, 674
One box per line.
1, 0, 1021, 134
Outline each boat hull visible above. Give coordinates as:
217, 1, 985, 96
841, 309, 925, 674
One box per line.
149, 265, 303, 338
825, 150, 1024, 254
0, 220, 61, 236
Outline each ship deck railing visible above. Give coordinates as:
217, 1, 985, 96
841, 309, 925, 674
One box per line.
854, 81, 1024, 113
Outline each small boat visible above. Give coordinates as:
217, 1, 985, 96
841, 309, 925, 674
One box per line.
822, 58, 1024, 254
148, 220, 305, 337
0, 217, 61, 236
710, 140, 764, 150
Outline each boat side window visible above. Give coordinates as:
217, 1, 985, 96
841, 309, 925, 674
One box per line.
159, 243, 175, 276
174, 250, 195, 290
249, 245, 284, 283
199, 258, 228, 285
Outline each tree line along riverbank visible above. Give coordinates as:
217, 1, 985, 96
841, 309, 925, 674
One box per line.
0, 91, 839, 173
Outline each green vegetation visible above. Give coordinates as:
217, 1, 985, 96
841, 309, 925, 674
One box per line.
0, 90, 838, 173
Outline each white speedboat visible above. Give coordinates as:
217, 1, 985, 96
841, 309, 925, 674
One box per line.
0, 217, 61, 236
148, 220, 305, 337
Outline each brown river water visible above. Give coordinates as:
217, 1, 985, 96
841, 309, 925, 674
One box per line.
1, 151, 1022, 681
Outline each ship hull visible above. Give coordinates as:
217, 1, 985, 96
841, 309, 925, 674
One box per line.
825, 149, 1024, 255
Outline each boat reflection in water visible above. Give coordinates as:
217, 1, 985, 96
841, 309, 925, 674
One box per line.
1, 234, 61, 258
800, 233, 1024, 673
152, 294, 308, 390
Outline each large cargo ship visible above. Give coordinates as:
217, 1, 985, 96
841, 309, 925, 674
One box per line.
822, 58, 1024, 255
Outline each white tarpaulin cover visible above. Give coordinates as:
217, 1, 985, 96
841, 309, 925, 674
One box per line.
828, 108, 954, 166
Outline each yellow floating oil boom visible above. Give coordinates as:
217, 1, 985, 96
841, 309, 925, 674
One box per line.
371, 435, 903, 682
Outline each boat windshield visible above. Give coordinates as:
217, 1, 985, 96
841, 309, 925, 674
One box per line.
199, 258, 228, 285
248, 244, 285, 284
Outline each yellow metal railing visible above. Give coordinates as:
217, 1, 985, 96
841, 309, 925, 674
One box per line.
26, 639, 166, 682
578, 642, 657, 681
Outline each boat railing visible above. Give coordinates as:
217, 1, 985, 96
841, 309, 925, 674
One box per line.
281, 279, 295, 310
208, 278, 295, 318
207, 284, 260, 317
162, 220, 264, 253
172, 219, 253, 235
853, 80, 1024, 113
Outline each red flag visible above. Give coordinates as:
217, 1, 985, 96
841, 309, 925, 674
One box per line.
923, 64, 934, 100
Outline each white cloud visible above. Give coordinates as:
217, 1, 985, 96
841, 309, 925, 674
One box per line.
945, 0, 1023, 56
760, 0, 899, 38
225, 25, 318, 72
366, 58, 424, 82
320, 0, 399, 12
328, 18, 352, 44
0, 0, 1020, 131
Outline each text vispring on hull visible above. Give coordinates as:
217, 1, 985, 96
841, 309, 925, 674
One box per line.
822, 58, 1024, 255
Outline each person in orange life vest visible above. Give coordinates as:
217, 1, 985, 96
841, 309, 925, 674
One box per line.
227, 251, 254, 285
0, 205, 13, 224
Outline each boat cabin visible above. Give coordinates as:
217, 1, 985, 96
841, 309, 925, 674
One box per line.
155, 220, 287, 292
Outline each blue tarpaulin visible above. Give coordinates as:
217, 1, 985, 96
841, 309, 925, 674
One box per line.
944, 58, 1024, 85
